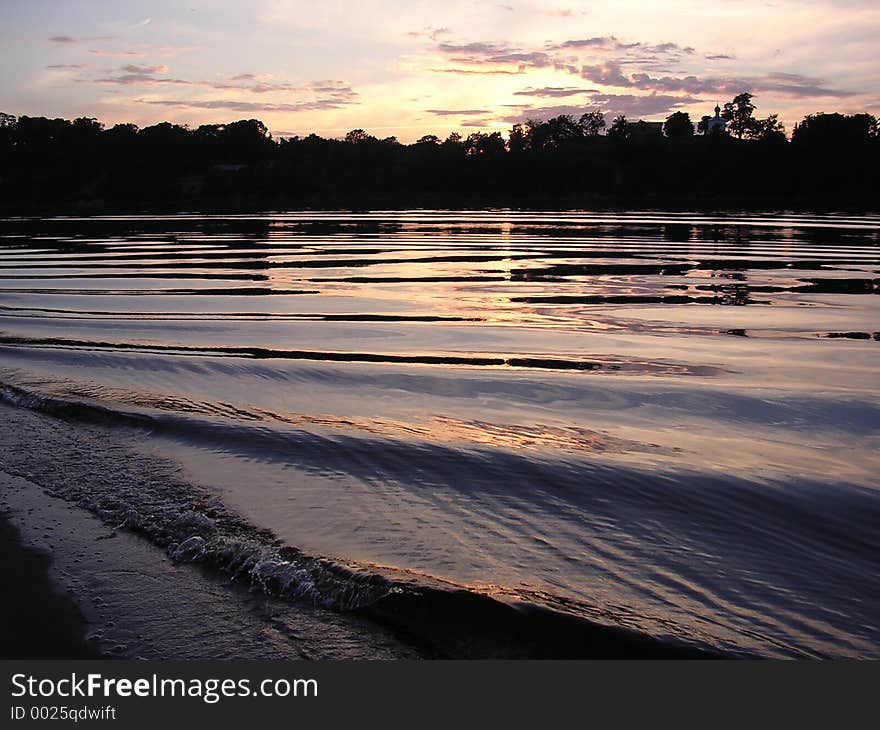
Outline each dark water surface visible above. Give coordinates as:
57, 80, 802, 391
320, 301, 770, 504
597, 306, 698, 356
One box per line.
0, 211, 878, 658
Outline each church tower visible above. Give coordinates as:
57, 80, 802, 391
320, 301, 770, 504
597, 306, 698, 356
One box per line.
707, 104, 727, 135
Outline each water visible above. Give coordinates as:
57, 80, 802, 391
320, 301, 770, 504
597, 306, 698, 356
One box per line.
0, 211, 878, 658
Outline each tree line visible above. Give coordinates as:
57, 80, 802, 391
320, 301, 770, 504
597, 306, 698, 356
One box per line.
0, 93, 877, 212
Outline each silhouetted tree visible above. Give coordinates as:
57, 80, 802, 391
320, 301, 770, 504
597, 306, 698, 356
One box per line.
531, 115, 582, 149
663, 111, 694, 138
108, 122, 139, 137
578, 111, 606, 137
1, 106, 877, 213
789, 112, 877, 196
722, 92, 757, 139
0, 113, 16, 169
216, 119, 274, 162
464, 131, 505, 156
442, 131, 463, 149
138, 122, 191, 162
72, 117, 103, 134
749, 114, 785, 142
792, 112, 878, 146
507, 123, 531, 153
607, 115, 630, 140
344, 128, 375, 144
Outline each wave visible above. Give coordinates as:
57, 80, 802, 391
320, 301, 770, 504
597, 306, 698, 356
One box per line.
3, 343, 879, 434
0, 307, 482, 323
0, 380, 723, 658
2, 375, 879, 657
0, 333, 732, 375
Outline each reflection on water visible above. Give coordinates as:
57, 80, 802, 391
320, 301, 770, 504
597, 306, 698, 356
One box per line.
0, 211, 878, 658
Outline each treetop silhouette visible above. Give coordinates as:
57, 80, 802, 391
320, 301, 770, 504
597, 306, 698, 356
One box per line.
0, 94, 876, 212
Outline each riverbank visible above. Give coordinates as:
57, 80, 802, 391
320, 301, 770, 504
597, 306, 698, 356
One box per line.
3, 191, 880, 217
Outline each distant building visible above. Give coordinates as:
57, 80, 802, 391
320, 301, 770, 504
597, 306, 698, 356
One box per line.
706, 104, 727, 135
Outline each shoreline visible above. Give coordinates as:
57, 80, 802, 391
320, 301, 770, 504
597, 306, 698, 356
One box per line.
3, 196, 880, 217
0, 501, 100, 660
0, 467, 417, 660
0, 400, 728, 660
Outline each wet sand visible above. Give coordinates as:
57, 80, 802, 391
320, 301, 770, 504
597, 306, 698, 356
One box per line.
0, 502, 99, 659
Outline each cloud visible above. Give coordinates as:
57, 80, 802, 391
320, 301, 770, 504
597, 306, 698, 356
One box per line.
93, 74, 191, 85
89, 48, 147, 57
579, 62, 856, 98
587, 93, 701, 118
91, 64, 188, 85
437, 41, 510, 55
46, 63, 87, 70
85, 43, 193, 58
485, 51, 553, 67
431, 67, 524, 75
310, 80, 354, 95
140, 98, 356, 113
501, 104, 592, 122
204, 78, 357, 100
504, 92, 700, 123
121, 64, 169, 74
74, 64, 358, 106
461, 119, 493, 127
429, 33, 699, 78
49, 34, 112, 44
757, 72, 857, 98
433, 40, 554, 73
126, 78, 359, 115
551, 37, 611, 50
580, 62, 632, 86
208, 79, 293, 92
550, 37, 694, 56
426, 108, 494, 116
408, 26, 451, 41
513, 86, 598, 97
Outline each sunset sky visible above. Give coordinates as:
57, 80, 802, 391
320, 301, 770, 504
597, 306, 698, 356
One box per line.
2, 0, 877, 141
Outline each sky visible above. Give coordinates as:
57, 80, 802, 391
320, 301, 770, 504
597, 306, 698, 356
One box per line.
1, 0, 878, 142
